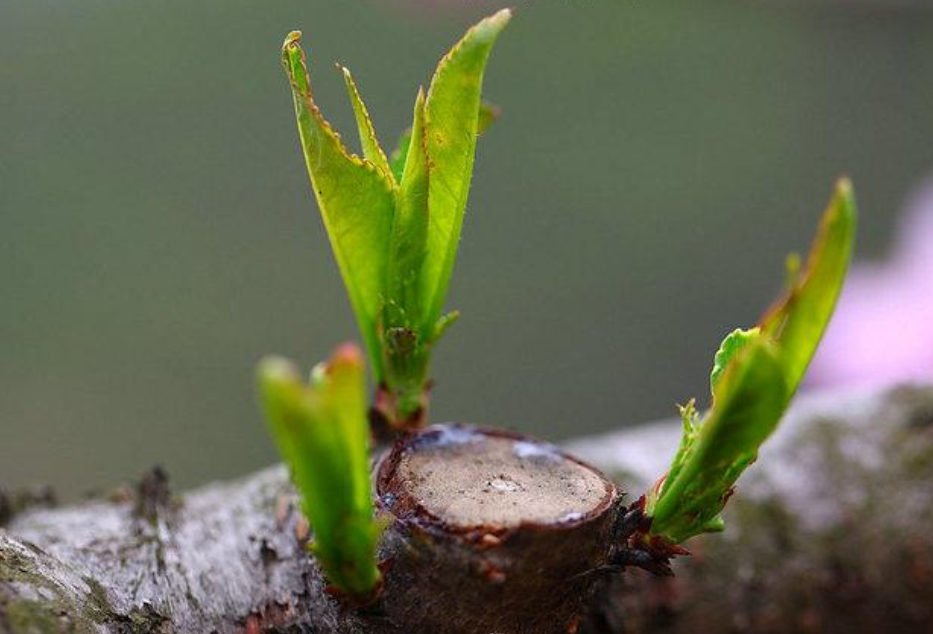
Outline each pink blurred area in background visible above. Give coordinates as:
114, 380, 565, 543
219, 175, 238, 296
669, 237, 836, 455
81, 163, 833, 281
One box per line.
808, 176, 933, 389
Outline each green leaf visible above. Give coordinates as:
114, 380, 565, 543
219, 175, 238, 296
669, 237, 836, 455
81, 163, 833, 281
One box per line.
419, 9, 511, 334
710, 327, 760, 397
281, 32, 396, 381
759, 178, 857, 395
649, 339, 789, 543
431, 309, 461, 344
376, 90, 433, 422
647, 399, 699, 513
388, 100, 498, 185
388, 128, 412, 184
386, 88, 430, 330
281, 13, 510, 428
340, 65, 395, 185
646, 180, 857, 545
258, 344, 381, 598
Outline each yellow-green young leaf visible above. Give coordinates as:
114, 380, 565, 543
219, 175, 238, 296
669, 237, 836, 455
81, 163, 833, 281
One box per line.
376, 91, 433, 423
759, 178, 857, 394
340, 65, 395, 185
280, 13, 510, 428
649, 339, 789, 543
710, 327, 760, 398
432, 309, 461, 345
257, 345, 381, 598
388, 128, 412, 184
645, 399, 699, 514
385, 88, 430, 330
646, 180, 856, 545
419, 9, 511, 335
281, 33, 395, 381
388, 100, 499, 185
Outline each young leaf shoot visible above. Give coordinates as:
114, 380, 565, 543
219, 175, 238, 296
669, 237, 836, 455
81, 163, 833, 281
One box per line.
644, 179, 857, 545
258, 344, 381, 598
281, 10, 511, 430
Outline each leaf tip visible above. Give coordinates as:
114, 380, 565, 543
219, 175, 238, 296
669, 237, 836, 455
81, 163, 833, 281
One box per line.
473, 8, 513, 41
281, 30, 309, 82
330, 342, 365, 371
835, 175, 853, 199
257, 355, 300, 385
489, 7, 513, 29
282, 30, 303, 53
830, 177, 857, 225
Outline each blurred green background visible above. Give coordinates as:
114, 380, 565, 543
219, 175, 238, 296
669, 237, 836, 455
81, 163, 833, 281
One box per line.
2, 0, 933, 498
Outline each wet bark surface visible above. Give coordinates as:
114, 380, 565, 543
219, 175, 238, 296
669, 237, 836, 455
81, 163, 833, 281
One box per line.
2, 384, 932, 633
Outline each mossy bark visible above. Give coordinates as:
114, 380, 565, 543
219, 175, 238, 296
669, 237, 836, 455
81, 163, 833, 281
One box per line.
569, 384, 933, 634
2, 384, 932, 633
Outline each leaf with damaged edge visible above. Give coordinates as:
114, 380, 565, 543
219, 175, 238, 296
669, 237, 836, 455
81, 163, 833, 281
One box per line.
646, 180, 857, 545
341, 66, 394, 185
258, 344, 381, 598
281, 33, 395, 381
282, 13, 509, 427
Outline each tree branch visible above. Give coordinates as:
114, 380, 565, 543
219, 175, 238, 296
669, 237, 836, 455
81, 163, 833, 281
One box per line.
3, 384, 932, 633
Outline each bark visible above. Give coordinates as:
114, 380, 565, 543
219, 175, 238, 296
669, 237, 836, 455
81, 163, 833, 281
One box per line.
2, 383, 932, 633
374, 425, 622, 634
567, 384, 933, 634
